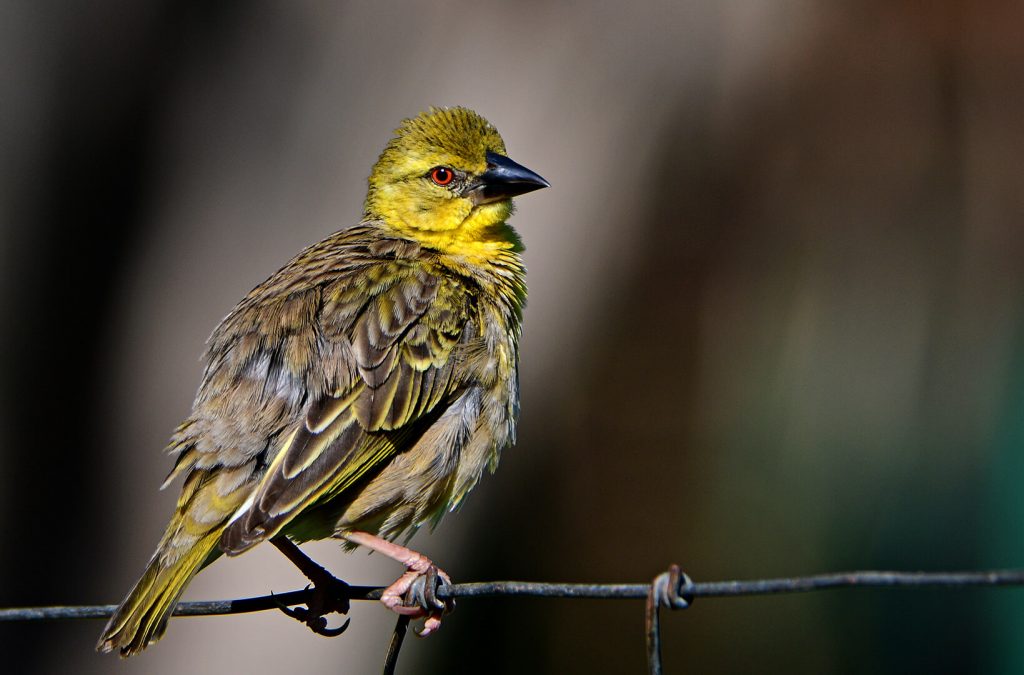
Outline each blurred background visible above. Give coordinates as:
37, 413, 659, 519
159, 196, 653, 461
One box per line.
2, 1, 1024, 673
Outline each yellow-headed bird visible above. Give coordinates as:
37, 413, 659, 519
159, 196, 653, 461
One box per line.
97, 107, 547, 656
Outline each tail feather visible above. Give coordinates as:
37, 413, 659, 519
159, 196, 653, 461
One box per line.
97, 529, 221, 656
98, 462, 251, 656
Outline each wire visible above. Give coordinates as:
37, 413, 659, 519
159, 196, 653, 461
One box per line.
3, 567, 1024, 674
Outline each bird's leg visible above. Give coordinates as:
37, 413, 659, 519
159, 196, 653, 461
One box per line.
270, 536, 351, 637
340, 530, 453, 636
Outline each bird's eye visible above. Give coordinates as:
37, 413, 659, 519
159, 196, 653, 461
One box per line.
430, 167, 455, 186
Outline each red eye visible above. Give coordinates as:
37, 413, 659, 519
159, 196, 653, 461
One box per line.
430, 167, 455, 186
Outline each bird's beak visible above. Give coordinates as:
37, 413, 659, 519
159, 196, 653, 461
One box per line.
472, 151, 550, 204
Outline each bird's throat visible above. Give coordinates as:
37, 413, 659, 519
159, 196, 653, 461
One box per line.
381, 199, 523, 263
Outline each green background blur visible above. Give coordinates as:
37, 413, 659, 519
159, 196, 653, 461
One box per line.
2, 2, 1023, 673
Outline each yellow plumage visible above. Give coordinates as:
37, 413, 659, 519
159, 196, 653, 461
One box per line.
97, 107, 547, 656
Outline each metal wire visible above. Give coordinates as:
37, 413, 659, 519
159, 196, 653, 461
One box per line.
383, 615, 411, 675
4, 567, 1024, 674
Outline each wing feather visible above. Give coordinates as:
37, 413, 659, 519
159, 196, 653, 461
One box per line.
220, 255, 471, 554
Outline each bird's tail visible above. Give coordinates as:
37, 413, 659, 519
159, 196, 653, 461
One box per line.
96, 466, 247, 657
96, 527, 222, 657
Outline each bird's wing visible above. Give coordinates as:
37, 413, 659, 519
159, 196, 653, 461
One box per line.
218, 244, 473, 554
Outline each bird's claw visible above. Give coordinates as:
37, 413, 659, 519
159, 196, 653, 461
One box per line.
380, 564, 454, 637
407, 566, 454, 614
275, 576, 352, 637
307, 615, 352, 637
650, 564, 694, 610
278, 607, 351, 637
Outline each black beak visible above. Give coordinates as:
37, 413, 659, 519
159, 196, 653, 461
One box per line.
474, 151, 550, 204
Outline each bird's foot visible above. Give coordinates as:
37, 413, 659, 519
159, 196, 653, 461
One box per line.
276, 574, 352, 637
339, 530, 455, 636
380, 561, 454, 637
270, 537, 351, 636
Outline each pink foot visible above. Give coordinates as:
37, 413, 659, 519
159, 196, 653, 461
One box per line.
341, 531, 454, 636
380, 564, 452, 636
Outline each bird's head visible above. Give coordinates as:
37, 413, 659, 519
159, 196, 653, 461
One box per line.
364, 107, 548, 247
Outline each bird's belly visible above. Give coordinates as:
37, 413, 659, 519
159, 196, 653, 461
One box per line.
331, 380, 514, 541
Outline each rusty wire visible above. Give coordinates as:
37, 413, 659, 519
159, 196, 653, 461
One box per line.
4, 567, 1024, 674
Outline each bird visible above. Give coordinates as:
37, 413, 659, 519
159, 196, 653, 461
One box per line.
96, 106, 548, 656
